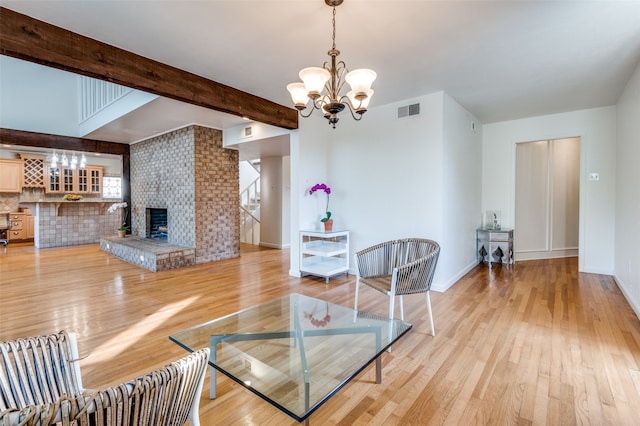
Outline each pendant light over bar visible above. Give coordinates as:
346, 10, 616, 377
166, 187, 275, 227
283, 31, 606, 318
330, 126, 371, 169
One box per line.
287, 0, 376, 128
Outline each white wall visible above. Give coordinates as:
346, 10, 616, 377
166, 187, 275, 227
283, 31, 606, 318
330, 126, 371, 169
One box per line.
290, 91, 482, 291
0, 56, 79, 136
615, 61, 640, 317
287, 108, 332, 275
483, 106, 617, 275
223, 121, 291, 147
282, 156, 291, 248
441, 93, 483, 289
260, 155, 291, 249
239, 161, 260, 193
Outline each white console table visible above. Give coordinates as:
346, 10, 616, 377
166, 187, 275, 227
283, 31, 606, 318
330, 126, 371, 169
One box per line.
299, 230, 350, 283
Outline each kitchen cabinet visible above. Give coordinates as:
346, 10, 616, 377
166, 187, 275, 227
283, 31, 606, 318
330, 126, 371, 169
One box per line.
77, 168, 90, 192
0, 159, 23, 193
299, 230, 350, 283
46, 166, 62, 193
26, 215, 35, 239
45, 165, 103, 194
20, 154, 45, 188
8, 212, 25, 241
87, 167, 103, 193
7, 212, 35, 241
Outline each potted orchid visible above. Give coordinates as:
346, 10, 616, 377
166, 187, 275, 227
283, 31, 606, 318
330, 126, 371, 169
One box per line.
108, 202, 129, 237
309, 183, 333, 231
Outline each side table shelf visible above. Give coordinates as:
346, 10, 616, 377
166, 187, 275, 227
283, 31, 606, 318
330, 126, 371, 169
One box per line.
300, 230, 350, 284
477, 228, 515, 268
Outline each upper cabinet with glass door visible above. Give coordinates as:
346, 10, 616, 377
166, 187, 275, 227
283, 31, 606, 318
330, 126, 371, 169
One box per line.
45, 165, 103, 194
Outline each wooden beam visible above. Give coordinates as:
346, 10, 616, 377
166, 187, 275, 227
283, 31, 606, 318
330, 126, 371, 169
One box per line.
0, 128, 130, 156
0, 7, 298, 130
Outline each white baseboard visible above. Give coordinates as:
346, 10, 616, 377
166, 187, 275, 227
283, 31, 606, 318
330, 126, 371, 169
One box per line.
259, 242, 291, 249
289, 269, 302, 277
515, 249, 578, 261
580, 266, 615, 275
614, 275, 640, 321
431, 260, 478, 293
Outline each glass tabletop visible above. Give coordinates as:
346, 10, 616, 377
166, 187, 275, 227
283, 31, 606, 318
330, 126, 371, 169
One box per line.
169, 293, 412, 422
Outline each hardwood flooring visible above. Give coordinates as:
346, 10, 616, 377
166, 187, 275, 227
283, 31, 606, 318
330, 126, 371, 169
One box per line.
1, 243, 639, 425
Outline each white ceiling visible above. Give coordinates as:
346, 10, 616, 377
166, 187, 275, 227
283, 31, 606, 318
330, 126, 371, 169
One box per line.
2, 0, 640, 149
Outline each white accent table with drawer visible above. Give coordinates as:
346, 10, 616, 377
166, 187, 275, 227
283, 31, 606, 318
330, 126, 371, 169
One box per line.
300, 230, 350, 283
477, 228, 515, 268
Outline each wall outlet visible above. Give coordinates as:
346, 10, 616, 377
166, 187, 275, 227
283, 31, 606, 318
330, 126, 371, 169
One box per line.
588, 172, 599, 181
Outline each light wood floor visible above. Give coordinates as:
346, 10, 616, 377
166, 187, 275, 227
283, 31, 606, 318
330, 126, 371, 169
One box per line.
1, 243, 639, 425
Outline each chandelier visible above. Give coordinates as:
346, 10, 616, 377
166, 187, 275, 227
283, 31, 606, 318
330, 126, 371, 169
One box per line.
287, 0, 376, 128
50, 151, 87, 169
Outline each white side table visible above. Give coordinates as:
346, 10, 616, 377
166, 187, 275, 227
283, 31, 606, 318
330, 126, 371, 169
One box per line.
299, 230, 350, 283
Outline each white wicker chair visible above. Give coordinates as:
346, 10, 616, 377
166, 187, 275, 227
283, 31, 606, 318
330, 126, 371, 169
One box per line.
354, 238, 440, 335
0, 330, 85, 411
0, 331, 209, 426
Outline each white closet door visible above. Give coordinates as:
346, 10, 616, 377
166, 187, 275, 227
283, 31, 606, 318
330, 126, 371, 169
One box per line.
515, 141, 550, 255
515, 138, 580, 260
551, 138, 580, 254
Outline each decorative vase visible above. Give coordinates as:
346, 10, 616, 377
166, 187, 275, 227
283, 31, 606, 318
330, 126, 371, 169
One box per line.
323, 219, 333, 232
117, 230, 126, 238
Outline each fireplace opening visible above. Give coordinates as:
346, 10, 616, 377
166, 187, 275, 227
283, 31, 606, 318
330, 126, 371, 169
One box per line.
146, 208, 168, 241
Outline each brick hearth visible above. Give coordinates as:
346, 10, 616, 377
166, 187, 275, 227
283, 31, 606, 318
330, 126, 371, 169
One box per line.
100, 236, 195, 271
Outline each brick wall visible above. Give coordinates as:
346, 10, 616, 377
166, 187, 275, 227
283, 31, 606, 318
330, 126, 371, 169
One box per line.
130, 125, 239, 264
193, 125, 240, 262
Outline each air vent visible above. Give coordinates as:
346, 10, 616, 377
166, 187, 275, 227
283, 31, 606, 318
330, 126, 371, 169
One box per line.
397, 103, 420, 118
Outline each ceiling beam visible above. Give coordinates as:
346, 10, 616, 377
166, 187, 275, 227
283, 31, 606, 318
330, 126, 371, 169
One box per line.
0, 128, 130, 156
0, 7, 298, 130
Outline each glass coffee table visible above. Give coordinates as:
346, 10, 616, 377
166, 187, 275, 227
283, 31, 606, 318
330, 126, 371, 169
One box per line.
169, 293, 411, 424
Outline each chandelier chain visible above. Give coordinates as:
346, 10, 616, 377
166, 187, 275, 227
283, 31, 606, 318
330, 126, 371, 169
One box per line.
332, 6, 337, 51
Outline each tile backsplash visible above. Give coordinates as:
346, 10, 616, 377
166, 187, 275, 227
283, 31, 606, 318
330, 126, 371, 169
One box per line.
0, 193, 20, 213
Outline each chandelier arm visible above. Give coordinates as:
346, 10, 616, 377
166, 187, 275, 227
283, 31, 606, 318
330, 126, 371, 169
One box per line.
340, 96, 364, 121
298, 106, 317, 119
312, 95, 330, 110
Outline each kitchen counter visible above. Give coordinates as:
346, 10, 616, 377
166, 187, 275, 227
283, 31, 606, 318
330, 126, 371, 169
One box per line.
19, 199, 119, 216
16, 200, 122, 249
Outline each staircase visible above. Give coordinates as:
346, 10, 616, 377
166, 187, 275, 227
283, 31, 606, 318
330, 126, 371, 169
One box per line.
240, 160, 260, 245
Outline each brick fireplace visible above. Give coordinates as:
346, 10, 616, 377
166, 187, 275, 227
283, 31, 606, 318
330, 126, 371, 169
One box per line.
125, 124, 240, 265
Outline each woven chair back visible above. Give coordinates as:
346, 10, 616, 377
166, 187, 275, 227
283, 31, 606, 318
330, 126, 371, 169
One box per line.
356, 238, 439, 278
0, 348, 209, 426
0, 331, 83, 411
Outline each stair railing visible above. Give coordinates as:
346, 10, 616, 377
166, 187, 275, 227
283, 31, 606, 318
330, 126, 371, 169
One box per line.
239, 169, 260, 245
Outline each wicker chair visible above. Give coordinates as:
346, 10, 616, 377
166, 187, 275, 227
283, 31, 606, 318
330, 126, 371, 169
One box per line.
0, 330, 85, 411
0, 331, 209, 426
354, 238, 440, 335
